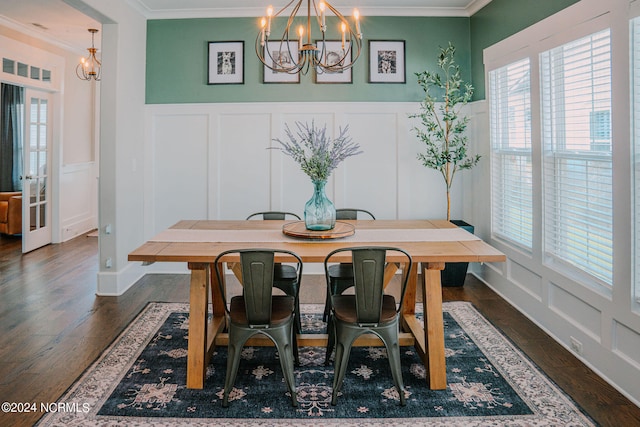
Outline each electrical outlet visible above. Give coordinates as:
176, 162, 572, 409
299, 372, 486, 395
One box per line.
570, 336, 583, 355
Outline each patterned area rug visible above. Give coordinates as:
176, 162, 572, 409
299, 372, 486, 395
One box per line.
36, 302, 595, 426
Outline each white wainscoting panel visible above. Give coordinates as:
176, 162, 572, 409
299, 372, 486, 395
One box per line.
215, 113, 272, 219
335, 112, 399, 219
144, 102, 460, 237
549, 282, 602, 342
508, 260, 543, 301
613, 320, 640, 370
150, 113, 210, 232
60, 162, 97, 241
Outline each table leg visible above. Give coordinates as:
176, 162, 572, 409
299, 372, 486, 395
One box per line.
383, 262, 400, 290
210, 262, 227, 317
186, 263, 209, 389
422, 261, 447, 389
402, 261, 418, 316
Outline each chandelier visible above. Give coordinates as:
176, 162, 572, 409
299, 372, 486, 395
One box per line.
76, 28, 101, 81
256, 1, 363, 75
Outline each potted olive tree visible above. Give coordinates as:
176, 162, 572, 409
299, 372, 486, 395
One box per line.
411, 43, 480, 286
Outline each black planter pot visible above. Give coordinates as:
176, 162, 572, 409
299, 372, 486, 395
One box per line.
441, 220, 474, 287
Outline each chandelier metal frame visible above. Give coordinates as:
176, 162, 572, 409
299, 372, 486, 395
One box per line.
256, 0, 362, 75
76, 28, 101, 81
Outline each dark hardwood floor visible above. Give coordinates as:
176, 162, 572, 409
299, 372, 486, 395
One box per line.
1, 232, 639, 426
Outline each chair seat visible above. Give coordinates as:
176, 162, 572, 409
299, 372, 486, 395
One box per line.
274, 263, 297, 281
327, 263, 354, 280
229, 295, 296, 326
323, 263, 355, 322
332, 294, 397, 324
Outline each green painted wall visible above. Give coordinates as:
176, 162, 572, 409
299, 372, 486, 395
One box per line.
146, 1, 583, 104
146, 17, 471, 104
469, 0, 580, 99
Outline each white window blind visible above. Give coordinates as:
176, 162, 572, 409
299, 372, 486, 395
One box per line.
632, 17, 640, 302
489, 58, 533, 249
540, 29, 613, 287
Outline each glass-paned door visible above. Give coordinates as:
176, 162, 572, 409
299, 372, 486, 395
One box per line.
22, 89, 52, 253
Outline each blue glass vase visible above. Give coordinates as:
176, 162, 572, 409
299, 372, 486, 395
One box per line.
304, 180, 336, 231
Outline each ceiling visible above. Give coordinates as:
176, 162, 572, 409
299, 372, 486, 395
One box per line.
0, 0, 490, 53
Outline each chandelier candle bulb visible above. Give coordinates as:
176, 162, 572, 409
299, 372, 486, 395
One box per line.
319, 2, 326, 30
267, 5, 273, 35
260, 18, 266, 45
298, 25, 304, 49
341, 22, 346, 49
354, 9, 361, 38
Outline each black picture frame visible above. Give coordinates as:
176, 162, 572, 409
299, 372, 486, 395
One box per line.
208, 41, 244, 85
262, 40, 300, 84
368, 40, 406, 84
314, 40, 353, 84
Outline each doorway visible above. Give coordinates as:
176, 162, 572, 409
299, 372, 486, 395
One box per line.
0, 84, 52, 252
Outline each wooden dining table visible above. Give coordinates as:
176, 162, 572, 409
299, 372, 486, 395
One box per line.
128, 219, 506, 390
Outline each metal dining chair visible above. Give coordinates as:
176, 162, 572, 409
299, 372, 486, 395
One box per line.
323, 208, 376, 322
324, 246, 412, 406
246, 211, 301, 221
334, 208, 375, 221
246, 211, 303, 333
214, 248, 302, 408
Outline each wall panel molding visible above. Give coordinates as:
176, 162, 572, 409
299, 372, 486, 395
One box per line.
60, 162, 97, 241
143, 101, 471, 239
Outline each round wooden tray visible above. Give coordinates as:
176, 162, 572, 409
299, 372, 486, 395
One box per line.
282, 221, 355, 240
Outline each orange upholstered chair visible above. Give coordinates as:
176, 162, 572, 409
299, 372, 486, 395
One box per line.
0, 192, 22, 235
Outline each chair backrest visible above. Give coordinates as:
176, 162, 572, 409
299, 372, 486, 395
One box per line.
214, 249, 302, 327
324, 246, 412, 325
246, 211, 301, 220
335, 208, 376, 220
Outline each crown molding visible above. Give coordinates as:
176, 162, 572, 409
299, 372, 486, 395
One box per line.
466, 0, 493, 16
128, 0, 494, 19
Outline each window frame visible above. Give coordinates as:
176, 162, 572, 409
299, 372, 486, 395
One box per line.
489, 58, 535, 252
539, 28, 614, 290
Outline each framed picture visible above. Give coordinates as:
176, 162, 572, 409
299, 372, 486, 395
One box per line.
263, 41, 300, 83
208, 41, 244, 84
315, 40, 352, 84
368, 40, 406, 83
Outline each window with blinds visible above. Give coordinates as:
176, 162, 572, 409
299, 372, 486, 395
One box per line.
489, 58, 533, 249
540, 29, 613, 287
632, 17, 640, 302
